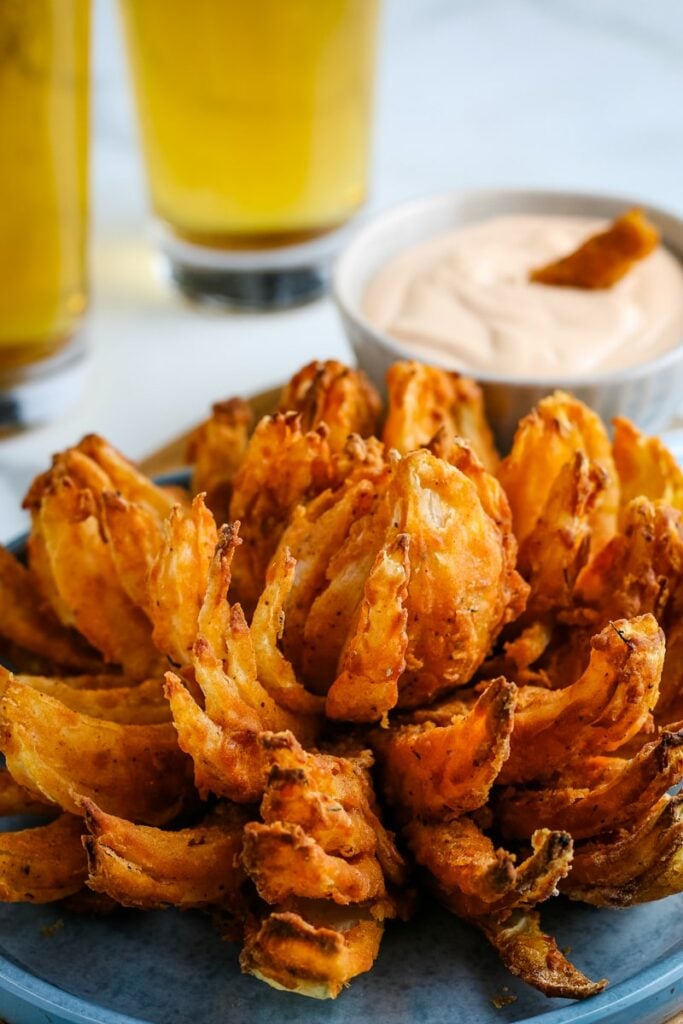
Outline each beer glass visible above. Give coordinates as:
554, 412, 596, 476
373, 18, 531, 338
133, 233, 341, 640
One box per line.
0, 0, 89, 429
118, 0, 381, 308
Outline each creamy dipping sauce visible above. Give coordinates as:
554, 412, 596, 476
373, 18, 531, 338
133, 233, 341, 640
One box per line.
362, 215, 683, 378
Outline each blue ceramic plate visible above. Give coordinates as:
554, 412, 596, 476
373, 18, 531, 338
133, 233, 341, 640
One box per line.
2, 489, 683, 1024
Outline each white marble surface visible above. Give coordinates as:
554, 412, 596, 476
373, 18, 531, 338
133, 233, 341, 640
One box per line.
2, 0, 683, 541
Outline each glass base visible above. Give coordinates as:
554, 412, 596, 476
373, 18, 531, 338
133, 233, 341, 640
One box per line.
156, 217, 359, 311
169, 262, 326, 310
0, 334, 87, 433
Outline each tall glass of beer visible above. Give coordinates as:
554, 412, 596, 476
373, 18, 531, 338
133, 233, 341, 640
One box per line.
118, 0, 381, 308
0, 0, 90, 429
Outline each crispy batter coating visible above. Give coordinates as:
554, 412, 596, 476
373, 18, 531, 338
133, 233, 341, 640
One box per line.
242, 822, 386, 905
561, 794, 683, 906
517, 452, 604, 618
300, 449, 526, 710
258, 733, 402, 877
29, 474, 160, 677
383, 361, 499, 473
0, 768, 55, 816
499, 615, 663, 784
393, 450, 526, 706
147, 494, 218, 668
0, 668, 168, 725
82, 799, 248, 911
279, 360, 381, 448
22, 439, 179, 677
165, 527, 318, 803
372, 678, 516, 821
278, 477, 383, 679
0, 814, 86, 903
530, 208, 659, 289
241, 904, 384, 1000
229, 414, 333, 612
568, 500, 683, 713
326, 534, 410, 723
0, 544, 102, 674
242, 731, 406, 906
73, 434, 179, 518
406, 816, 572, 919
497, 729, 683, 841
0, 677, 192, 824
98, 492, 166, 619
187, 397, 253, 520
11, 361, 683, 1001
479, 909, 607, 999
613, 416, 683, 517
498, 391, 618, 556
250, 547, 325, 717
574, 498, 683, 624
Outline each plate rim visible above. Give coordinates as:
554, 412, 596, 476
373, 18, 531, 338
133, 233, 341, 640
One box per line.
1, 910, 683, 1024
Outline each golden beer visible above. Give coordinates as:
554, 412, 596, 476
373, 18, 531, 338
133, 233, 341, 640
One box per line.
118, 0, 380, 250
0, 0, 89, 372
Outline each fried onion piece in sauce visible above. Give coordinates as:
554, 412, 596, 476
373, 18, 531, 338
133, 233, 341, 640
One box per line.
530, 208, 658, 289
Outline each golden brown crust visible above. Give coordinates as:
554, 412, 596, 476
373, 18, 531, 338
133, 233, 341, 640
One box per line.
499, 615, 663, 784
371, 677, 516, 821
0, 544, 102, 674
406, 816, 572, 919
613, 416, 683, 516
279, 360, 381, 449
0, 814, 86, 902
240, 907, 383, 999
498, 729, 683, 841
187, 397, 253, 520
1, 668, 169, 725
498, 391, 618, 556
0, 676, 193, 824
383, 361, 499, 473
478, 909, 607, 998
326, 534, 410, 722
82, 799, 248, 911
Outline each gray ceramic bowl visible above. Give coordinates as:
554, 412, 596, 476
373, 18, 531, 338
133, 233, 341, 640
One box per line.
333, 188, 683, 450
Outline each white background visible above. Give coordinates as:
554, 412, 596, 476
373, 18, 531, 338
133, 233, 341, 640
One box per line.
2, 0, 683, 540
